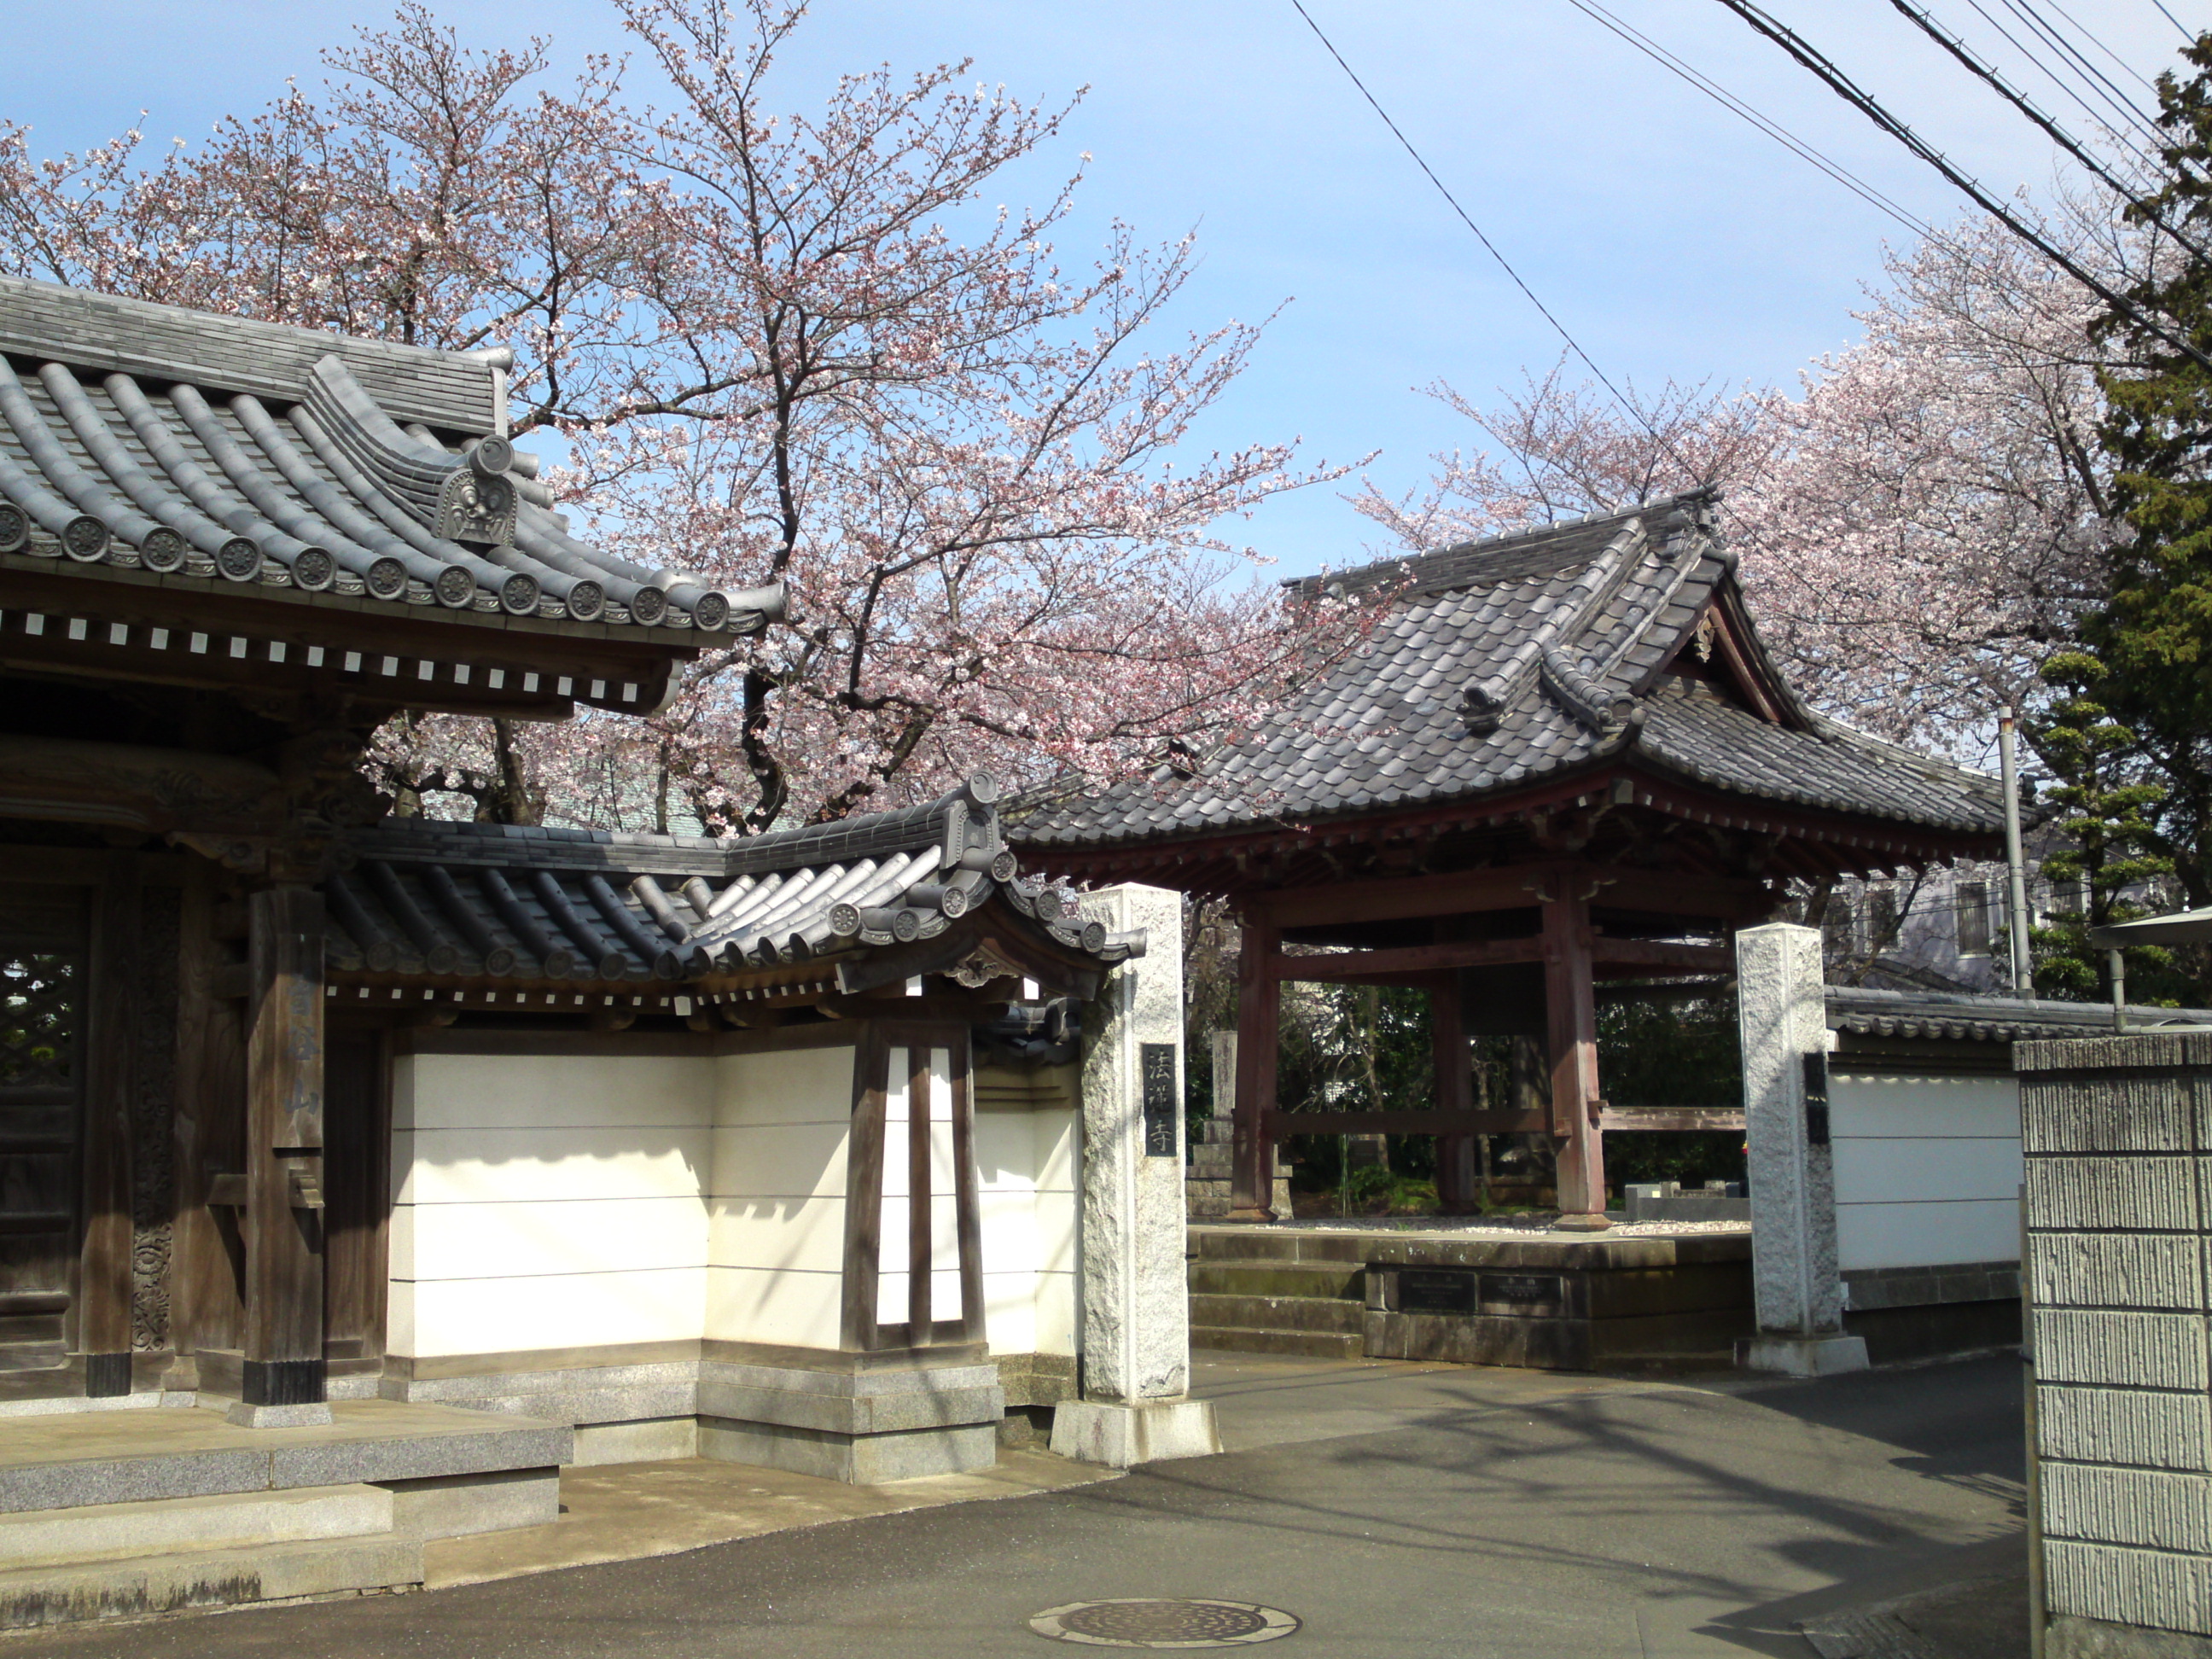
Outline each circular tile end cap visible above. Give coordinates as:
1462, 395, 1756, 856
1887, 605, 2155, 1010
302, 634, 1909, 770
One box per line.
1029, 1599, 1301, 1649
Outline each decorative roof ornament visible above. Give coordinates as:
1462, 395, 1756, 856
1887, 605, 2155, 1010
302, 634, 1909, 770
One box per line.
1539, 644, 1640, 737
306, 358, 518, 548
1459, 681, 1504, 737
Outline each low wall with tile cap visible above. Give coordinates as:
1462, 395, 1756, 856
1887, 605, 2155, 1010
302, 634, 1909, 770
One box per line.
2018, 1033, 2212, 1657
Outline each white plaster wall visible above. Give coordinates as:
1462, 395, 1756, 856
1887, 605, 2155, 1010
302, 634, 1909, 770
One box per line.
388, 1052, 713, 1358
389, 1040, 1049, 1363
876, 1047, 964, 1329
974, 1070, 1079, 1359
707, 1046, 855, 1351
1831, 1070, 2023, 1272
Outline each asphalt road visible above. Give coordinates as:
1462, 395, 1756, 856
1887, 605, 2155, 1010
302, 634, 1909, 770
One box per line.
20, 1353, 2029, 1658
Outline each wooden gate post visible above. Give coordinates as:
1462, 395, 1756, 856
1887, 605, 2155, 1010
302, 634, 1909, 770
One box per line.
239, 885, 329, 1421
79, 855, 140, 1397
1429, 971, 1476, 1212
1230, 911, 1280, 1220
1543, 880, 1610, 1230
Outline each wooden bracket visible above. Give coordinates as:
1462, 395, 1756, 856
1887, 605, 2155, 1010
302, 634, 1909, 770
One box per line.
284, 1157, 325, 1211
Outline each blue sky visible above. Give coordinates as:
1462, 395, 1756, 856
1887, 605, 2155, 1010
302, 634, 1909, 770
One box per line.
1, 1, 2197, 579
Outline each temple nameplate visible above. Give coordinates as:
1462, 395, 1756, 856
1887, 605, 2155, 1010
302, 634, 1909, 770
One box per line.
1141, 1041, 1179, 1157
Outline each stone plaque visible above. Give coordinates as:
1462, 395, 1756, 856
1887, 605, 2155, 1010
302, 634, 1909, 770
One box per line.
1480, 1272, 1565, 1313
1141, 1042, 1179, 1157
1399, 1268, 1479, 1315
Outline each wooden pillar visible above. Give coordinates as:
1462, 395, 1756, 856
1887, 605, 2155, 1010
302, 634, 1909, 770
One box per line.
1541, 880, 1610, 1228
841, 1024, 890, 1352
79, 856, 140, 1397
321, 1027, 391, 1375
1230, 911, 1279, 1220
242, 886, 327, 1408
947, 1032, 985, 1348
1429, 971, 1476, 1212
166, 860, 246, 1388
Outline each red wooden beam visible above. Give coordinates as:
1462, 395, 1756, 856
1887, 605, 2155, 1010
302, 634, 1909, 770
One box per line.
1598, 1106, 1746, 1132
1264, 1109, 1549, 1138
1266, 936, 1544, 981
1544, 881, 1608, 1225
1590, 938, 1735, 974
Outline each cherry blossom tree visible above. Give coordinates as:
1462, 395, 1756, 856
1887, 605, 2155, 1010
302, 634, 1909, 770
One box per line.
3, 0, 1363, 830
1738, 213, 2119, 751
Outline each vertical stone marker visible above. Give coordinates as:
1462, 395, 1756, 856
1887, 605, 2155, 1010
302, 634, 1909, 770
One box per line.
1052, 884, 1224, 1467
1735, 923, 1868, 1375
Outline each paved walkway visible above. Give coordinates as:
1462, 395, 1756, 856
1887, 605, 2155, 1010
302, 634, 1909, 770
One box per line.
425, 1447, 1111, 1588
5, 1353, 2029, 1657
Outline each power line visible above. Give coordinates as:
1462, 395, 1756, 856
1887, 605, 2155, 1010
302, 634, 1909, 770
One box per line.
1986, 0, 2167, 152
1969, 0, 2156, 144
1564, 0, 1949, 247
2033, 0, 2165, 95
1712, 0, 2212, 374
1899, 0, 2212, 269
1286, 0, 1703, 481
1889, 0, 2209, 263
1563, 0, 2113, 345
2149, 0, 2196, 44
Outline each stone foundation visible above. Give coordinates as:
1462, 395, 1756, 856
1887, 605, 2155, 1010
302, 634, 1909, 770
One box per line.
1834, 1261, 2023, 1364
1365, 1233, 1755, 1371
379, 1342, 1004, 1484
1190, 1225, 1755, 1371
994, 1353, 1079, 1409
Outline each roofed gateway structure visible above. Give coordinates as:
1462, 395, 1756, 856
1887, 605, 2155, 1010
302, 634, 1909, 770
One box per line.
1014, 491, 2015, 1229
0, 276, 1144, 1483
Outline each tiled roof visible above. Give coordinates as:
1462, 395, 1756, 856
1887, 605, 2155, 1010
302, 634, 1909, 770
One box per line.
326, 777, 1139, 989
0, 274, 782, 636
1639, 690, 2009, 834
1016, 494, 2010, 850
1825, 985, 2212, 1044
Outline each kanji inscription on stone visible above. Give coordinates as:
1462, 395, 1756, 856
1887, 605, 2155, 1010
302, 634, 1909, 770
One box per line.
1141, 1042, 1179, 1157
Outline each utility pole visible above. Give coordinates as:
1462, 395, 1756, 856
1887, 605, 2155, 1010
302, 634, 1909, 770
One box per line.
1999, 705, 2033, 995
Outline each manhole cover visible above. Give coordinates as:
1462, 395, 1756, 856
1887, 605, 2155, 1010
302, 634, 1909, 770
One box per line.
1028, 1599, 1300, 1648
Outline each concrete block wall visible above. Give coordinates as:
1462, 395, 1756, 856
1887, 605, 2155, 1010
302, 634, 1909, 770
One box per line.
2019, 1033, 2212, 1655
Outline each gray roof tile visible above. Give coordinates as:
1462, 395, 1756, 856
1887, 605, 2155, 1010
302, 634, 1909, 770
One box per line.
1015, 493, 2008, 850
326, 778, 1134, 987
0, 276, 781, 638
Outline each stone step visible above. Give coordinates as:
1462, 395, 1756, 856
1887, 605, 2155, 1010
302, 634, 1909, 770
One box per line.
1190, 1325, 1365, 1360
0, 1483, 393, 1569
0, 1400, 571, 1517
1189, 1294, 1365, 1336
0, 1530, 422, 1630
1186, 1261, 1364, 1300
1187, 1230, 1365, 1266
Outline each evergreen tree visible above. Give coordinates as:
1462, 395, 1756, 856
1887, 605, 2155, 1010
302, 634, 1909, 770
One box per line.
2026, 653, 2182, 1002
2068, 35, 2212, 1000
